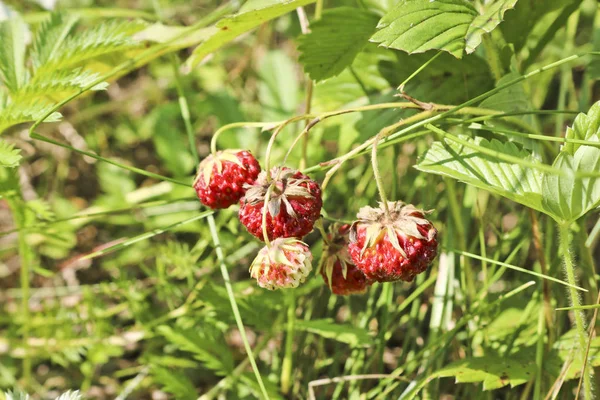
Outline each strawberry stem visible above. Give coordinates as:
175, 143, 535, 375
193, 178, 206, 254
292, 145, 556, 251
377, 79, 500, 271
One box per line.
262, 184, 274, 247
371, 131, 391, 217
210, 122, 276, 155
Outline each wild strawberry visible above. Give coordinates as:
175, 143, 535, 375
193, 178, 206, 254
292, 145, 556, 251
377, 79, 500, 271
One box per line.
249, 237, 313, 290
193, 150, 261, 209
320, 224, 372, 295
348, 202, 438, 282
239, 167, 322, 241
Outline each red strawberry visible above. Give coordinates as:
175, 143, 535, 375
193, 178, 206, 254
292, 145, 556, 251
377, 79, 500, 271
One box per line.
250, 237, 313, 290
348, 202, 438, 282
320, 224, 372, 295
193, 150, 261, 209
239, 167, 322, 241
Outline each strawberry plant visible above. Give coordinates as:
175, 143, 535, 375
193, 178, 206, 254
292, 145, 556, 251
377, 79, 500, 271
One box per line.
1, 0, 600, 399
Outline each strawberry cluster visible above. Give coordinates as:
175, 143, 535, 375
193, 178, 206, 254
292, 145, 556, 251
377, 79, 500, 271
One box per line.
194, 149, 438, 293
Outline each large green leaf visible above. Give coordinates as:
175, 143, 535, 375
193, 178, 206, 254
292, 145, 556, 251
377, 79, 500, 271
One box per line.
416, 136, 545, 212
542, 102, 600, 222
187, 0, 316, 68
434, 351, 534, 390
542, 149, 600, 223
370, 0, 517, 58
295, 319, 374, 347
297, 8, 379, 82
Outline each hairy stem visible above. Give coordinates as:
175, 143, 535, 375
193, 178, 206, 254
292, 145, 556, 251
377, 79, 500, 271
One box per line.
559, 222, 592, 399
371, 132, 391, 216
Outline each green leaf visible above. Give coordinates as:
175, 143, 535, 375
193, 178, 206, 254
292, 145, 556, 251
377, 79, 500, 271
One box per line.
34, 19, 146, 74
295, 319, 373, 347
554, 330, 600, 380
15, 69, 108, 101
258, 50, 298, 121
479, 72, 540, 151
416, 136, 545, 213
297, 8, 380, 82
4, 390, 29, 400
464, 0, 519, 54
151, 365, 197, 400
541, 102, 600, 222
54, 391, 83, 400
30, 12, 79, 70
370, 0, 517, 58
0, 14, 27, 92
563, 101, 600, 154
434, 351, 534, 390
542, 149, 600, 222
0, 100, 62, 134
186, 0, 316, 68
0, 139, 21, 167
156, 325, 234, 375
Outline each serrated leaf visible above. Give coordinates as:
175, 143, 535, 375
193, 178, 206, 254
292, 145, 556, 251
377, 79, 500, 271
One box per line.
156, 325, 233, 375
435, 351, 534, 390
0, 139, 21, 167
542, 149, 600, 222
297, 8, 379, 81
295, 318, 373, 347
15, 69, 108, 101
370, 0, 517, 58
0, 100, 62, 134
30, 12, 79, 70
4, 390, 29, 400
187, 0, 316, 68
151, 365, 197, 400
54, 391, 82, 400
0, 14, 27, 92
416, 136, 544, 213
464, 0, 518, 53
563, 101, 600, 154
541, 102, 600, 222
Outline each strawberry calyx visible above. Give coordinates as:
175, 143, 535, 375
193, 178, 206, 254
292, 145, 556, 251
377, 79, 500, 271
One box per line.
349, 201, 435, 258
318, 224, 354, 289
193, 149, 245, 187
243, 167, 315, 219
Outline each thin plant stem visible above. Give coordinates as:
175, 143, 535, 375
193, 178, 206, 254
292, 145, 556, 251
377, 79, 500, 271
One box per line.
207, 216, 270, 399
210, 122, 280, 155
262, 184, 274, 247
8, 199, 31, 388
281, 291, 296, 394
576, 290, 600, 400
559, 222, 592, 399
371, 131, 391, 216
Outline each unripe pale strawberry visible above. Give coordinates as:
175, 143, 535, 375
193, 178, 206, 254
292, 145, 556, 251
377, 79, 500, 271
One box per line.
348, 202, 438, 282
193, 150, 261, 209
239, 167, 322, 241
320, 224, 372, 295
249, 237, 313, 290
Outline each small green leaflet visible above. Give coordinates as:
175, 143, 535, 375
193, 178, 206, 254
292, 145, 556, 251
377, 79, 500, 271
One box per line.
298, 8, 380, 82
415, 136, 545, 213
0, 139, 21, 167
187, 0, 316, 68
370, 0, 518, 58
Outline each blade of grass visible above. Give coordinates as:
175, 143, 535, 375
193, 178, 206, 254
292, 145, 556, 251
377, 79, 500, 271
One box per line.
80, 211, 212, 260
446, 248, 587, 292
30, 132, 191, 187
